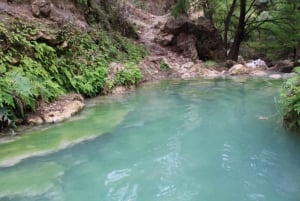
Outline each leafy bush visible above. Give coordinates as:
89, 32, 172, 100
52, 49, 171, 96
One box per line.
114, 63, 143, 86
204, 60, 218, 66
171, 0, 190, 17
160, 60, 170, 71
280, 67, 300, 131
0, 108, 15, 131
0, 15, 146, 122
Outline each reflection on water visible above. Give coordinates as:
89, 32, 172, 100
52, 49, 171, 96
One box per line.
1, 78, 300, 201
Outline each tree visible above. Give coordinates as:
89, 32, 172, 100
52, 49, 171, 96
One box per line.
227, 0, 246, 60
255, 0, 300, 60
171, 0, 190, 17
171, 0, 300, 61
206, 0, 280, 61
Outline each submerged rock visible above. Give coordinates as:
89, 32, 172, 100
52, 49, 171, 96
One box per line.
269, 74, 282, 79
250, 70, 268, 76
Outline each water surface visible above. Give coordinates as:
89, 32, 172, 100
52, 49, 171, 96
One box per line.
1, 78, 300, 201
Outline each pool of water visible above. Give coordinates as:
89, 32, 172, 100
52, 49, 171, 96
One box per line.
1, 78, 300, 201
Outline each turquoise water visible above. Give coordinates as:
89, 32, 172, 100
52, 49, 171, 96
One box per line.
1, 78, 300, 201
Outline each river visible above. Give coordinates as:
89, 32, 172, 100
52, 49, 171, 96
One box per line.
1, 78, 300, 201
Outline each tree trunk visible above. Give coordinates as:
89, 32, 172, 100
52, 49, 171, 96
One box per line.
228, 0, 246, 61
202, 0, 214, 25
224, 0, 237, 54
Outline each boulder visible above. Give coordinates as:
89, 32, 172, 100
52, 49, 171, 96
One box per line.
177, 33, 198, 60
228, 64, 250, 75
31, 0, 52, 18
271, 60, 294, 73
245, 59, 268, 70
161, 16, 225, 61
27, 115, 43, 125
26, 93, 85, 125
154, 34, 175, 46
223, 60, 237, 68
43, 100, 84, 123
111, 86, 135, 94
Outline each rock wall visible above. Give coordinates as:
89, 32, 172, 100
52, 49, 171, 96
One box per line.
158, 16, 226, 61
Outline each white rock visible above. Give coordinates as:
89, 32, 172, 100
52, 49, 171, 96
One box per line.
246, 59, 268, 69
269, 74, 282, 79
228, 64, 249, 75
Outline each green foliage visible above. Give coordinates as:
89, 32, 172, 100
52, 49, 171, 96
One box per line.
251, 1, 300, 60
160, 60, 170, 71
280, 67, 300, 131
114, 63, 143, 86
75, 0, 88, 6
171, 0, 190, 17
0, 108, 15, 131
0, 12, 146, 122
204, 60, 218, 66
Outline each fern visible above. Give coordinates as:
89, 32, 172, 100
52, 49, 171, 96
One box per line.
280, 70, 300, 131
114, 63, 143, 86
0, 15, 147, 121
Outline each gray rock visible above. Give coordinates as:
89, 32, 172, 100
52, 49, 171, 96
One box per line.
31, 0, 52, 18
162, 16, 225, 61
43, 100, 84, 123
154, 34, 175, 46
26, 93, 85, 125
177, 33, 198, 60
271, 60, 294, 73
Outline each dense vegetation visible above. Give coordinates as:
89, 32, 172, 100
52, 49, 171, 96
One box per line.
172, 0, 300, 61
280, 68, 300, 132
0, 1, 147, 130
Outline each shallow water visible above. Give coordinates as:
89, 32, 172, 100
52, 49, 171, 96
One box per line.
1, 78, 300, 201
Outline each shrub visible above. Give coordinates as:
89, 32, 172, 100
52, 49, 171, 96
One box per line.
160, 60, 170, 71
280, 67, 300, 131
114, 63, 143, 86
0, 16, 146, 122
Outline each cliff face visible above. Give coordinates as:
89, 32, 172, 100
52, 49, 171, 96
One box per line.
0, 0, 86, 27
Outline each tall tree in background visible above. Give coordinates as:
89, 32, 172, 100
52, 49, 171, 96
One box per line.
206, 0, 279, 61
171, 0, 300, 61
227, 0, 246, 60
171, 0, 190, 17
257, 0, 300, 60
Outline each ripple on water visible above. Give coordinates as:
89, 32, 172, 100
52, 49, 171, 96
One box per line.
1, 79, 300, 201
